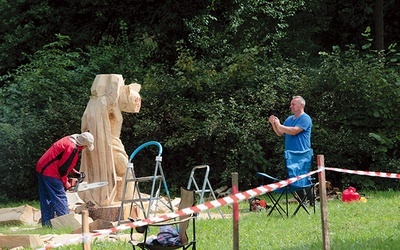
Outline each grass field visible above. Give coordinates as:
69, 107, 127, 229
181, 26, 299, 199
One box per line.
1, 191, 399, 249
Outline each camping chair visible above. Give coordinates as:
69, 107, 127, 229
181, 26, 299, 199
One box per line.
129, 187, 197, 250
258, 149, 315, 217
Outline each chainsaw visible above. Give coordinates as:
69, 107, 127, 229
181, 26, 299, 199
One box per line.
68, 172, 108, 192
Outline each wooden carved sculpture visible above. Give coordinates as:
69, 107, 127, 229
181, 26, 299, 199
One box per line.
80, 74, 141, 206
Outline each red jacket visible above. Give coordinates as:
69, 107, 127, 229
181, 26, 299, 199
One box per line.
36, 136, 81, 188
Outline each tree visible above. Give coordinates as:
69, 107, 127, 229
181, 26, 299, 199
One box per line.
0, 0, 211, 77
1, 0, 399, 201
0, 35, 91, 201
374, 0, 384, 50
304, 45, 400, 190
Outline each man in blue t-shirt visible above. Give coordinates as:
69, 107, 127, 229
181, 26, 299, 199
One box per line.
269, 95, 313, 203
269, 96, 312, 151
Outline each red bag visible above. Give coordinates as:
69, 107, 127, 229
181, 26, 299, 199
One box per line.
342, 186, 360, 202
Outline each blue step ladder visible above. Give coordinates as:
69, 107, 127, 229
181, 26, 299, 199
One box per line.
118, 141, 173, 225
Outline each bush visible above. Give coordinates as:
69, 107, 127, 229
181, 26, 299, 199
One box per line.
304, 45, 400, 190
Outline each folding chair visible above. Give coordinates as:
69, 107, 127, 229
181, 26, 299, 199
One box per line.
130, 187, 197, 250
258, 149, 315, 217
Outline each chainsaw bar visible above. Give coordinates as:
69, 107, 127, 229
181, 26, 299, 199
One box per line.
74, 181, 108, 192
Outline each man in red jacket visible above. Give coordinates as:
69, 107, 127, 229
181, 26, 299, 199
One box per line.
36, 132, 94, 227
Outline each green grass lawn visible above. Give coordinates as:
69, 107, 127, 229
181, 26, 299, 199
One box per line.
192, 191, 400, 250
1, 191, 399, 249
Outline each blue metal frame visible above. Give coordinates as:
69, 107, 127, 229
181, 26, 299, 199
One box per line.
129, 141, 163, 161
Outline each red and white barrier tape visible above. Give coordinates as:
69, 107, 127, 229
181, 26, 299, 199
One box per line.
39, 169, 321, 249
325, 167, 400, 179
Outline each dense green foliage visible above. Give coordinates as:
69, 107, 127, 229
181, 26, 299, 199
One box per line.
0, 0, 399, 202
0, 0, 211, 76
305, 43, 400, 189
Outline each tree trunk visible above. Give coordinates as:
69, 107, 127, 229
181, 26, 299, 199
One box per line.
374, 0, 384, 50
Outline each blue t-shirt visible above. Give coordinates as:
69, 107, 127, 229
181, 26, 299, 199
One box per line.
283, 113, 312, 151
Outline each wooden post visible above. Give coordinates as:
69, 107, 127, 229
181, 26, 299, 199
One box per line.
317, 155, 330, 250
82, 210, 91, 250
232, 172, 239, 250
